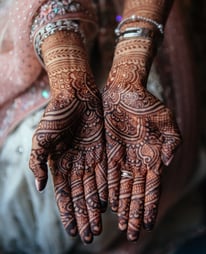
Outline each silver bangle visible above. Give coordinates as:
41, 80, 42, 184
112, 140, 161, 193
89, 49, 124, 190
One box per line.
33, 19, 84, 67
115, 15, 164, 36
117, 27, 155, 42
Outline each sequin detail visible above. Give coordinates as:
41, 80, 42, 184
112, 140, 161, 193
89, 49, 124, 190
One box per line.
30, 0, 98, 39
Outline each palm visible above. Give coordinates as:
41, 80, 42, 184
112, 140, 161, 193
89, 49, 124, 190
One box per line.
29, 73, 107, 243
103, 67, 181, 241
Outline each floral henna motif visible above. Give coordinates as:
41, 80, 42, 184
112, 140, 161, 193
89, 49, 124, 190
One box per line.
103, 36, 181, 241
29, 31, 107, 243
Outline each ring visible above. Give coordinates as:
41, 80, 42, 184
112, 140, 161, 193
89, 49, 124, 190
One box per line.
121, 170, 133, 179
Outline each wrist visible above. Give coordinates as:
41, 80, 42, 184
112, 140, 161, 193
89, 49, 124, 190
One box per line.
42, 30, 91, 95
42, 30, 88, 71
111, 38, 156, 88
114, 37, 155, 67
122, 0, 173, 26
115, 0, 173, 51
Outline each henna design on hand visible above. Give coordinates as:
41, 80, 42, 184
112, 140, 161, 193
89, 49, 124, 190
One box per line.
29, 31, 107, 244
103, 37, 181, 241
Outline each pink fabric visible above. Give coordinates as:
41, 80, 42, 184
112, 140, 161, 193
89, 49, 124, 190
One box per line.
0, 0, 46, 107
0, 0, 97, 108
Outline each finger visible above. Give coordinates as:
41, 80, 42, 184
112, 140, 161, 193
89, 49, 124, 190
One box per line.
71, 164, 93, 244
83, 169, 102, 236
50, 162, 77, 236
94, 152, 108, 212
107, 141, 124, 212
108, 162, 121, 213
118, 168, 133, 231
143, 169, 161, 231
157, 108, 182, 165
127, 170, 146, 242
85, 147, 108, 211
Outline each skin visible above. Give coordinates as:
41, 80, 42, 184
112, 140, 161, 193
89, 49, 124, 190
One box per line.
29, 31, 107, 244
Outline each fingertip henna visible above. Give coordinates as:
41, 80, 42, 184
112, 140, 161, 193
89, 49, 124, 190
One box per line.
100, 200, 108, 213
143, 171, 160, 231
81, 228, 93, 245
65, 222, 78, 237
90, 218, 102, 236
143, 203, 158, 231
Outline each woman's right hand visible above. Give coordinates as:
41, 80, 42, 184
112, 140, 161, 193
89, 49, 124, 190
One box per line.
29, 31, 107, 244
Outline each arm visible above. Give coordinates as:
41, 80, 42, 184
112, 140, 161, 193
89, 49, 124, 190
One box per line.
29, 1, 107, 244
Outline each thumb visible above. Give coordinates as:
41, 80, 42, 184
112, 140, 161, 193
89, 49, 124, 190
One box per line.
155, 108, 182, 166
29, 147, 48, 192
161, 133, 181, 166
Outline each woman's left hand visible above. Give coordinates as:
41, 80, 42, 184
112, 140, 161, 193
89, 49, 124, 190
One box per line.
103, 38, 182, 241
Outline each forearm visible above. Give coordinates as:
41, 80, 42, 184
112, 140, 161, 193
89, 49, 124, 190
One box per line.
123, 0, 174, 28
41, 30, 91, 97
112, 0, 174, 87
31, 0, 98, 74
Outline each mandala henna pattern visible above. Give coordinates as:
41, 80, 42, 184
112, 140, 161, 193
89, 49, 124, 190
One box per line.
103, 34, 181, 241
29, 31, 107, 243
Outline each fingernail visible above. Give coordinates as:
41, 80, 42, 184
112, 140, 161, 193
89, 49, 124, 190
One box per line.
100, 200, 107, 212
118, 222, 127, 231
82, 233, 93, 245
110, 203, 118, 213
92, 225, 102, 236
65, 223, 77, 237
161, 154, 174, 166
144, 222, 154, 232
127, 232, 140, 242
35, 178, 47, 192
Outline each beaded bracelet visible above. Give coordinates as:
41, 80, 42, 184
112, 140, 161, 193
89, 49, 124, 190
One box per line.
115, 15, 164, 37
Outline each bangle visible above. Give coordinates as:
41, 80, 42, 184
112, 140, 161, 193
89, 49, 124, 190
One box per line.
30, 0, 98, 40
33, 19, 84, 67
115, 15, 164, 36
30, 0, 98, 67
116, 27, 156, 43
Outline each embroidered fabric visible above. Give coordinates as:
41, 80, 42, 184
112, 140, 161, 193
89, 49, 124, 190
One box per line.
0, 0, 97, 108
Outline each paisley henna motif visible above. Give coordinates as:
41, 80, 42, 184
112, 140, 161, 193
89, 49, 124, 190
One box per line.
29, 31, 107, 243
103, 29, 181, 240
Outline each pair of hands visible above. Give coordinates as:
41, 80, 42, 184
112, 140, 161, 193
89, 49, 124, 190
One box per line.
29, 32, 181, 243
